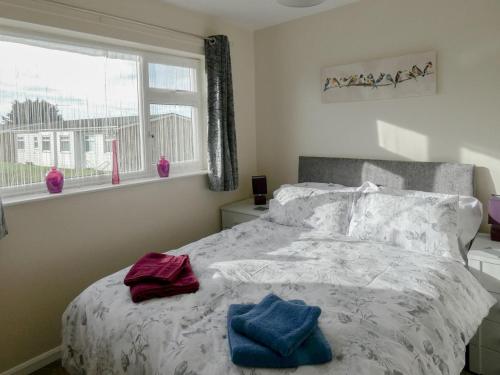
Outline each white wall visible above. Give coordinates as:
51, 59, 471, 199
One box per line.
0, 0, 256, 371
255, 0, 500, 229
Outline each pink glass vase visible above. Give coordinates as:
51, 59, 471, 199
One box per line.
45, 166, 64, 194
111, 139, 120, 185
157, 156, 170, 178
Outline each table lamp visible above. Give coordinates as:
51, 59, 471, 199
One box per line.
252, 175, 267, 205
488, 195, 500, 241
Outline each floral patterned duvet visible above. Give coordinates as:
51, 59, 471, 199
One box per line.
62, 219, 495, 375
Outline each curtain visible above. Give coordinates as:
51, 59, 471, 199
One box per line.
0, 197, 7, 239
204, 35, 238, 191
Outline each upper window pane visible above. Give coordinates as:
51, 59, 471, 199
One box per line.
0, 37, 143, 189
149, 104, 196, 163
148, 63, 197, 92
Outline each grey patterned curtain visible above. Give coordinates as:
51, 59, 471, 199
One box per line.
204, 35, 238, 191
0, 197, 7, 239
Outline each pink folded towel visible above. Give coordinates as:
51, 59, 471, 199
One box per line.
129, 259, 199, 303
124, 252, 199, 303
124, 252, 189, 286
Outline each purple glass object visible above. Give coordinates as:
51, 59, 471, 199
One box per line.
111, 139, 120, 185
157, 156, 170, 178
489, 195, 500, 241
45, 166, 64, 194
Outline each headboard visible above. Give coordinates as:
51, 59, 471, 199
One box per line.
298, 156, 475, 196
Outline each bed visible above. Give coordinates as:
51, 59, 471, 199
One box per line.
62, 157, 495, 375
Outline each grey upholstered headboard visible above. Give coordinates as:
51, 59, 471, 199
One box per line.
298, 156, 475, 196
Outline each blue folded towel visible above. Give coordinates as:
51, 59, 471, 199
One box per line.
231, 294, 322, 357
228, 302, 333, 368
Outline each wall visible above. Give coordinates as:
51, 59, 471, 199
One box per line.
0, 0, 256, 371
255, 0, 500, 228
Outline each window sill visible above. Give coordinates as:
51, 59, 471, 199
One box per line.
3, 170, 208, 207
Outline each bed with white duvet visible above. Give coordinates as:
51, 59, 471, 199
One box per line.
62, 178, 494, 375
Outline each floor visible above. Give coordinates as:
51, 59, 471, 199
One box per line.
31, 361, 68, 375
31, 361, 474, 374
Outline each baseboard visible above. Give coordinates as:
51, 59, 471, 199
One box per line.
0, 346, 61, 375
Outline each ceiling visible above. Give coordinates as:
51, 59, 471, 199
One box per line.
160, 0, 358, 30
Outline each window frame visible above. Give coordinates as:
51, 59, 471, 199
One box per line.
0, 26, 207, 199
59, 135, 71, 153
16, 135, 25, 150
142, 53, 204, 176
41, 136, 52, 152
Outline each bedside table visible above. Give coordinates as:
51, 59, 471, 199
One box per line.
468, 233, 500, 375
220, 198, 269, 230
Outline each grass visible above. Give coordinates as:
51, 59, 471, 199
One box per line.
0, 161, 105, 188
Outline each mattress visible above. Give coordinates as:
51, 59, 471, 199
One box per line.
62, 219, 495, 375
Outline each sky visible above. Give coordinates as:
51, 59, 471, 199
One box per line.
0, 39, 194, 122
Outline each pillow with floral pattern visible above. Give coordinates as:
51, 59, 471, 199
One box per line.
348, 192, 462, 262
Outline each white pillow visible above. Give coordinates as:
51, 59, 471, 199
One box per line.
293, 182, 346, 190
291, 181, 379, 193
267, 185, 354, 233
379, 187, 482, 257
348, 191, 463, 262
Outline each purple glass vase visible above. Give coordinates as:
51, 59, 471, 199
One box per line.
157, 156, 170, 178
46, 166, 64, 194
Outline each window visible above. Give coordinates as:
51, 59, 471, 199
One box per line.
59, 135, 71, 152
16, 136, 25, 150
84, 135, 95, 152
0, 31, 204, 197
42, 136, 51, 152
103, 138, 113, 154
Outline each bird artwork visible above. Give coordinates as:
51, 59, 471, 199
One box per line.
385, 73, 394, 86
322, 60, 435, 92
330, 78, 341, 88
366, 73, 375, 87
374, 73, 385, 87
411, 65, 423, 78
321, 52, 436, 102
323, 78, 330, 91
423, 61, 433, 76
393, 70, 402, 87
346, 75, 358, 86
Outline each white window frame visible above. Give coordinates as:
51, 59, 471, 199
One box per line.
41, 136, 51, 152
142, 53, 204, 176
59, 135, 71, 153
0, 26, 207, 199
16, 136, 25, 150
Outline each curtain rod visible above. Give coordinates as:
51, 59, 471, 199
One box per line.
34, 0, 207, 41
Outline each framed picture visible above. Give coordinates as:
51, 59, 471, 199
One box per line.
321, 51, 436, 103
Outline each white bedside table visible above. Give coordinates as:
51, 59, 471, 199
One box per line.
220, 198, 269, 230
468, 233, 500, 375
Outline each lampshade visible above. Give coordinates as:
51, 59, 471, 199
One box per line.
252, 175, 267, 195
488, 195, 500, 225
